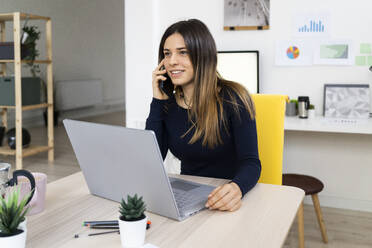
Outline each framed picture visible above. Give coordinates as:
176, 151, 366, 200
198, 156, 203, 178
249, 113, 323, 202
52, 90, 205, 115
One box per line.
224, 0, 270, 30
323, 84, 370, 119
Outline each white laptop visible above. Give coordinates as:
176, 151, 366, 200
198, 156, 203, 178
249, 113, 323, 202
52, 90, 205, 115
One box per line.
63, 119, 215, 221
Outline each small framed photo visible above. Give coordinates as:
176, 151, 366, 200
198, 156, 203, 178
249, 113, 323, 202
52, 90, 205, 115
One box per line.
323, 84, 370, 119
224, 0, 270, 30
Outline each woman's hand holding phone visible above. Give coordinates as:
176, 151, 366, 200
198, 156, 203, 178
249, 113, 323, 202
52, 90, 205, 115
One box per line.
152, 60, 169, 100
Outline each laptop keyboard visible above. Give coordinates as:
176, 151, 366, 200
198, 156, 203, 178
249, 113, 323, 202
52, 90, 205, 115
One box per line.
173, 189, 205, 211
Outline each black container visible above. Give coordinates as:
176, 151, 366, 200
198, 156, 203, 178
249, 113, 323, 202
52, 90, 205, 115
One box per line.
0, 42, 30, 59
298, 96, 310, 119
0, 126, 5, 146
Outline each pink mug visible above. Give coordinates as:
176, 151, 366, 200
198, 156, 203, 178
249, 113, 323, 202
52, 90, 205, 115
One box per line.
18, 172, 47, 215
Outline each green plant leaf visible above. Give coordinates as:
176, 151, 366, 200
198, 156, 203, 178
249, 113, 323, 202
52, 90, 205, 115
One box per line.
0, 187, 32, 234
119, 194, 146, 221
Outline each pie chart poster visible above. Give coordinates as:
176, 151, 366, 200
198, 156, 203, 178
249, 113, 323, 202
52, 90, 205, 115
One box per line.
275, 40, 313, 66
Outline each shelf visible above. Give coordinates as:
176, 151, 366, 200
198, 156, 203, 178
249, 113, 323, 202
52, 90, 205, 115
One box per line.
0, 11, 54, 169
0, 60, 52, 64
0, 103, 52, 111
0, 145, 52, 157
0, 13, 50, 22
285, 116, 372, 135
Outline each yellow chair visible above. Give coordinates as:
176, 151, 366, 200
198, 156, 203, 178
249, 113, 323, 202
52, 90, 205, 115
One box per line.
251, 94, 288, 185
252, 94, 307, 248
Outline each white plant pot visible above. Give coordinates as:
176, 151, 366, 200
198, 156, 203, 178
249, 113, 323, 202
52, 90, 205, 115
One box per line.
308, 109, 315, 118
19, 218, 27, 237
119, 216, 147, 248
0, 230, 26, 248
0, 218, 27, 248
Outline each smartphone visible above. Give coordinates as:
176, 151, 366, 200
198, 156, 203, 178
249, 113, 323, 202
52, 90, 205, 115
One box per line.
159, 67, 174, 98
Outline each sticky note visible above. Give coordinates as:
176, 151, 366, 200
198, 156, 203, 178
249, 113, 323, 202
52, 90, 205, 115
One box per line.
355, 56, 366, 66
360, 43, 372, 54
367, 56, 372, 66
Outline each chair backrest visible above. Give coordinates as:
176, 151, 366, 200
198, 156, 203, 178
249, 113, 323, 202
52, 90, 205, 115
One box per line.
251, 94, 287, 185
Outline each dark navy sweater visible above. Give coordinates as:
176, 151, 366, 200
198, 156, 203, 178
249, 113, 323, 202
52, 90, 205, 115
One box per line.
145, 90, 261, 196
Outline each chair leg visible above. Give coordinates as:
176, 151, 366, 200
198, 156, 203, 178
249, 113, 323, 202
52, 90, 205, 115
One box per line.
297, 201, 305, 248
311, 194, 328, 243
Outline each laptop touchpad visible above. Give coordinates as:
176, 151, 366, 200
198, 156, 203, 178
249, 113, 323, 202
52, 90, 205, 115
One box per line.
171, 180, 199, 191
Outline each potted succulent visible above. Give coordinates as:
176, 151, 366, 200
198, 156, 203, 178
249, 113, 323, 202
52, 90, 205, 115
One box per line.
118, 194, 147, 248
286, 99, 298, 116
308, 104, 315, 118
0, 188, 32, 248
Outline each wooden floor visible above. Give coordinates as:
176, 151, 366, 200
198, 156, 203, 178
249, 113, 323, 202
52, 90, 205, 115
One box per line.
1, 111, 371, 247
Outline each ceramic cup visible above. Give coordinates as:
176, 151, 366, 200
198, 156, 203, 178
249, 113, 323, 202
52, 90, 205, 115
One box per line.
18, 172, 47, 215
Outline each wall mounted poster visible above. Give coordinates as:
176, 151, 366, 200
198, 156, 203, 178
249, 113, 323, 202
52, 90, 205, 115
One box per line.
292, 12, 331, 37
314, 40, 354, 65
224, 0, 270, 30
275, 40, 313, 66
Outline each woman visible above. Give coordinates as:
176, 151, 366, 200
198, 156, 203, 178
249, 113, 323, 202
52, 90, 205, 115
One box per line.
146, 19, 261, 212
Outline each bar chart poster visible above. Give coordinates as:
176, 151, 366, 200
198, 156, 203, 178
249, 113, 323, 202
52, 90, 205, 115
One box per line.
292, 12, 331, 37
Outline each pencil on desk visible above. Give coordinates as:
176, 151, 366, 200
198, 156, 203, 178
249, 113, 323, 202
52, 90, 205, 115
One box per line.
84, 220, 151, 228
76, 221, 151, 238
90, 226, 119, 229
83, 220, 118, 226
88, 230, 119, 236
87, 223, 118, 227
74, 230, 119, 238
89, 224, 151, 230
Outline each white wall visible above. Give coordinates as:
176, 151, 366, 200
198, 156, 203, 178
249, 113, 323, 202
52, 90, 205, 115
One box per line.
125, 0, 158, 128
126, 0, 372, 125
1, 0, 125, 126
125, 0, 372, 211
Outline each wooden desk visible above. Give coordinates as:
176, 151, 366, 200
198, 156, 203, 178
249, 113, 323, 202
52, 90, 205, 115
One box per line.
27, 172, 304, 248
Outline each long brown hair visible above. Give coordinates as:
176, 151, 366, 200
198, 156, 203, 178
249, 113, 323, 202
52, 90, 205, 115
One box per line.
158, 19, 255, 148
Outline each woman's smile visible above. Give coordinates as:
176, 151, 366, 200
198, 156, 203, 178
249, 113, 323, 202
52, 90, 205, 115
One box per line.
169, 69, 186, 79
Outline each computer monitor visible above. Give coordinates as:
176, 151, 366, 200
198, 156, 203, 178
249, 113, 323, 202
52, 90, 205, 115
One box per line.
217, 51, 259, 93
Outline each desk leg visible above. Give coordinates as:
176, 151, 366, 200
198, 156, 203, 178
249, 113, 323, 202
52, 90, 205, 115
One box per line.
297, 201, 305, 248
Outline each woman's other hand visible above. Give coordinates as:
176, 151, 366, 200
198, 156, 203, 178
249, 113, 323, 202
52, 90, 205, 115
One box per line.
152, 59, 169, 100
205, 182, 242, 212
